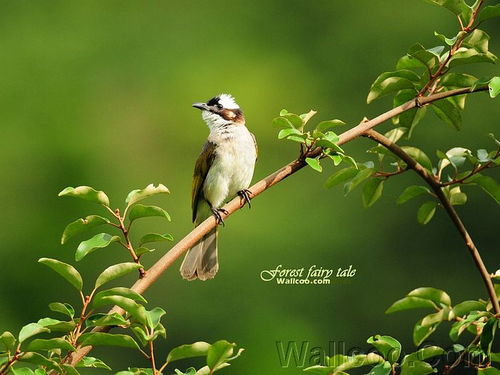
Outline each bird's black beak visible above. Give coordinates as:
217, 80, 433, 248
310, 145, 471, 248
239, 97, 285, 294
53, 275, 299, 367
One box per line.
192, 102, 209, 111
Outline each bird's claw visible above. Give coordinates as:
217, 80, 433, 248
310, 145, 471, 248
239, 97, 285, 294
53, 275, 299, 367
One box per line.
237, 189, 252, 208
211, 207, 228, 226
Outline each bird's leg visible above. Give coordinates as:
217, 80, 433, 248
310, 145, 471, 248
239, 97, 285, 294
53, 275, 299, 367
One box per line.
237, 189, 252, 208
211, 206, 228, 226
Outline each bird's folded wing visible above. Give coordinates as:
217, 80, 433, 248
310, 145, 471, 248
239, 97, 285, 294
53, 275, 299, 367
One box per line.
192, 141, 217, 222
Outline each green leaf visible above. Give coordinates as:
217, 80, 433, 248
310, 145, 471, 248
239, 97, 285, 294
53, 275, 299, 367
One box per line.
478, 4, 500, 23
305, 158, 322, 172
92, 296, 148, 326
417, 201, 437, 225
95, 263, 143, 289
362, 179, 384, 208
138, 233, 173, 247
384, 127, 407, 143
401, 146, 433, 171
19, 352, 60, 370
303, 366, 336, 375
128, 204, 171, 222
452, 300, 487, 317
272, 117, 293, 129
423, 0, 469, 16
397, 185, 431, 204
449, 47, 497, 68
465, 174, 500, 204
38, 258, 83, 291
125, 184, 170, 206
48, 302, 75, 319
367, 70, 419, 103
335, 353, 385, 372
27, 338, 75, 352
0, 332, 16, 352
12, 368, 35, 375
282, 113, 303, 128
449, 187, 467, 206
431, 99, 462, 130
75, 233, 120, 261
136, 247, 155, 256
147, 307, 166, 330
367, 362, 392, 375
315, 120, 345, 132
400, 359, 436, 375
478, 367, 500, 375
166, 342, 211, 363
325, 167, 358, 188
207, 340, 236, 370
61, 215, 110, 245
407, 44, 440, 71
37, 318, 75, 333
344, 168, 374, 195
409, 288, 451, 307
434, 31, 460, 46
421, 308, 451, 326
18, 323, 50, 343
86, 312, 130, 328
94, 287, 146, 304
76, 356, 112, 371
489, 77, 500, 98
386, 296, 437, 313
277, 127, 302, 139
58, 186, 110, 207
481, 318, 498, 355
60, 365, 80, 375
413, 319, 439, 346
403, 346, 445, 366
77, 333, 140, 350
440, 72, 477, 88
367, 335, 401, 363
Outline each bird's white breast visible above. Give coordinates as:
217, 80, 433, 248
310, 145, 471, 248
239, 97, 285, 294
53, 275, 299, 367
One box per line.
203, 125, 256, 208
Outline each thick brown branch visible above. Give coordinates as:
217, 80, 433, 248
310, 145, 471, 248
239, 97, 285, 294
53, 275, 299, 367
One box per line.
364, 129, 499, 315
66, 85, 489, 366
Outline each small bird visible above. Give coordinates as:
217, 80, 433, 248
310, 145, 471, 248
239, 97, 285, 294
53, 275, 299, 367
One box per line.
180, 94, 258, 281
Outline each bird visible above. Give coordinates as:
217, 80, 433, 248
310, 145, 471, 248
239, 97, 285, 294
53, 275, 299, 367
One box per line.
180, 94, 258, 281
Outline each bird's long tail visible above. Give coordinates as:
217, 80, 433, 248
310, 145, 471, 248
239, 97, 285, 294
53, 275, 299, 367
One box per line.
180, 227, 218, 281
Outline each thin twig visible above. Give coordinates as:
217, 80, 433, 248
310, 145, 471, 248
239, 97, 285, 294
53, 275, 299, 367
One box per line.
65, 85, 489, 366
363, 129, 500, 315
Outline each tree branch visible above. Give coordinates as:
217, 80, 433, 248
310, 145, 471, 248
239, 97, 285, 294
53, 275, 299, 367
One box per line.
66, 85, 490, 366
363, 129, 500, 315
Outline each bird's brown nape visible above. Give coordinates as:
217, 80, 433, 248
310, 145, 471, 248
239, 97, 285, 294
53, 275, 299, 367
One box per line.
220, 108, 245, 124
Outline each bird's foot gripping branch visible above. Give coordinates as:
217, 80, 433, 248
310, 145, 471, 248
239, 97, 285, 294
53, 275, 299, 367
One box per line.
0, 185, 243, 375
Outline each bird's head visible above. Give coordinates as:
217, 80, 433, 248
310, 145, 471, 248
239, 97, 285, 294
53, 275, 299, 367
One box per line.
192, 94, 245, 129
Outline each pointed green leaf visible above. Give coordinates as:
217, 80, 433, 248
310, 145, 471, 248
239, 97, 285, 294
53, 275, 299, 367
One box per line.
166, 342, 211, 363
147, 307, 166, 330
48, 302, 75, 319
61, 215, 110, 244
386, 296, 438, 313
94, 263, 143, 289
207, 340, 236, 370
367, 70, 419, 103
76, 233, 120, 261
401, 146, 433, 171
325, 168, 358, 188
431, 99, 462, 130
315, 120, 345, 132
58, 186, 109, 207
0, 331, 16, 352
452, 300, 487, 317
272, 117, 293, 129
126, 184, 170, 206
138, 233, 173, 247
464, 174, 500, 204
77, 333, 140, 350
27, 338, 75, 352
413, 319, 439, 346
423, 0, 470, 16
37, 318, 76, 333
362, 178, 384, 208
449, 47, 497, 68
344, 168, 374, 195
18, 323, 50, 343
38, 258, 83, 291
92, 296, 148, 326
94, 287, 146, 304
76, 356, 112, 371
367, 335, 401, 364
478, 4, 500, 23
278, 128, 303, 139
86, 312, 130, 328
408, 287, 451, 306
128, 204, 171, 222
397, 185, 431, 204
305, 158, 322, 172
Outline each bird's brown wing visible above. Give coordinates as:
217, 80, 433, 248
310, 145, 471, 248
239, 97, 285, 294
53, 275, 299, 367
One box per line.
191, 141, 217, 222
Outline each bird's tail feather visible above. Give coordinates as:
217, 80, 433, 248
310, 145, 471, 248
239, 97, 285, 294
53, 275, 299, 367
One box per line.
180, 228, 218, 281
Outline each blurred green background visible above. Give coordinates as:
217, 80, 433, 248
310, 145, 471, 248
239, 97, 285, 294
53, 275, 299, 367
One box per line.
0, 1, 499, 374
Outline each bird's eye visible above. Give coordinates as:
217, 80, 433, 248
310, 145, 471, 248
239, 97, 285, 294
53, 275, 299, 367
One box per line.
216, 103, 223, 109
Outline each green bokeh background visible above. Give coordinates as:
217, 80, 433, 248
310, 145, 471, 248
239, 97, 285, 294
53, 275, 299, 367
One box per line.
1, 1, 499, 374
